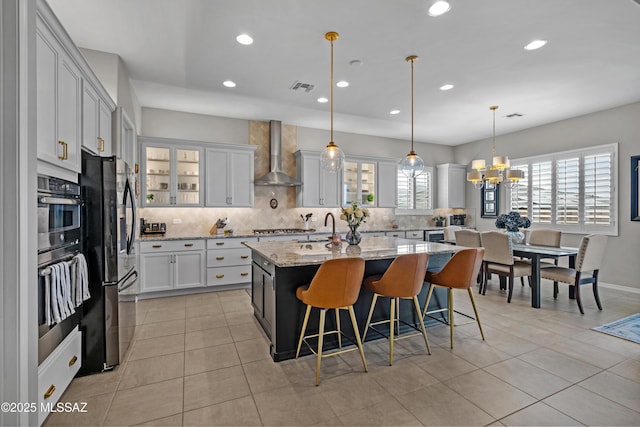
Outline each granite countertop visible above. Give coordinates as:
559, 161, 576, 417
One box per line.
244, 236, 460, 267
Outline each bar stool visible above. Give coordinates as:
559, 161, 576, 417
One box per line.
362, 253, 430, 365
295, 257, 367, 386
423, 248, 486, 349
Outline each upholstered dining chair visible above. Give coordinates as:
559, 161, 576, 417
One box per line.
480, 231, 532, 303
444, 226, 462, 243
423, 248, 486, 349
540, 234, 608, 314
455, 229, 483, 290
521, 228, 562, 286
295, 257, 367, 385
362, 253, 430, 365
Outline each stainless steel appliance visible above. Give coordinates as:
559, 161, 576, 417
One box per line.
37, 176, 82, 363
425, 230, 445, 242
79, 151, 138, 374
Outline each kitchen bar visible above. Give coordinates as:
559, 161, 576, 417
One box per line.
244, 236, 461, 361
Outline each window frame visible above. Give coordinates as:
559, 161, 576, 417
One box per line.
508, 143, 618, 235
395, 166, 434, 215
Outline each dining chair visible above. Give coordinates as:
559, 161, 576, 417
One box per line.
521, 228, 562, 286
540, 234, 608, 314
480, 231, 531, 303
455, 229, 483, 290
362, 253, 430, 365
295, 257, 368, 385
423, 248, 486, 348
444, 226, 462, 243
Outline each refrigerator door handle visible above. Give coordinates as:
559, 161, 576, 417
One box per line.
123, 177, 136, 255
118, 269, 138, 292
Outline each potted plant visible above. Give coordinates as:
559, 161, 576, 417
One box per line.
433, 215, 446, 227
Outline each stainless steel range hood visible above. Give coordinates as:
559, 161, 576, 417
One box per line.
254, 120, 301, 186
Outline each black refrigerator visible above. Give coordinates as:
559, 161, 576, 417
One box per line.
80, 150, 138, 374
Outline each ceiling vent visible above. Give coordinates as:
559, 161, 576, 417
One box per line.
290, 81, 315, 92
504, 113, 524, 118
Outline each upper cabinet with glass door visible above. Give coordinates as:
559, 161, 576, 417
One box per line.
140, 138, 203, 207
343, 159, 376, 207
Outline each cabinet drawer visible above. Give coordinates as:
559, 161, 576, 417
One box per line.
405, 230, 423, 240
38, 327, 82, 425
207, 248, 251, 267
140, 239, 205, 253
207, 265, 252, 286
207, 237, 257, 249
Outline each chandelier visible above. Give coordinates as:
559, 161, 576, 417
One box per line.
320, 31, 345, 173
466, 105, 523, 189
400, 55, 425, 178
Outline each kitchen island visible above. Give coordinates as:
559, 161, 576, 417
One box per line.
244, 236, 461, 361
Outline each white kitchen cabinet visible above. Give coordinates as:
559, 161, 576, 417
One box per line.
139, 240, 206, 293
343, 158, 376, 207
405, 230, 424, 240
377, 160, 399, 208
82, 81, 112, 156
205, 145, 256, 207
385, 230, 405, 238
140, 138, 204, 207
294, 150, 340, 208
36, 15, 82, 175
437, 163, 466, 208
206, 237, 257, 287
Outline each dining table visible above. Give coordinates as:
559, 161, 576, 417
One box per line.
511, 244, 579, 308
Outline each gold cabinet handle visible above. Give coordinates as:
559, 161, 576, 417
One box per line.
240, 272, 249, 277
58, 141, 68, 160
216, 242, 224, 246
152, 244, 162, 248
98, 137, 105, 152
240, 255, 249, 259
216, 256, 224, 260
216, 274, 224, 279
68, 355, 78, 366
184, 243, 194, 247
44, 384, 56, 399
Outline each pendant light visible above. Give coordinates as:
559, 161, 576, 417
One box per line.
320, 31, 345, 173
400, 55, 425, 178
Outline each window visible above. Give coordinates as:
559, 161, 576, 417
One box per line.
509, 143, 617, 234
396, 167, 433, 214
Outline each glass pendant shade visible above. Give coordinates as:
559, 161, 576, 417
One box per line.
401, 152, 425, 178
320, 142, 345, 172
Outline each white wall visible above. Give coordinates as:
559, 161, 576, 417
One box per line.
455, 102, 640, 289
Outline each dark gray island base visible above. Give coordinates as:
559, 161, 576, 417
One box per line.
245, 237, 460, 362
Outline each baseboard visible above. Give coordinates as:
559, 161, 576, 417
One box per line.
599, 282, 640, 295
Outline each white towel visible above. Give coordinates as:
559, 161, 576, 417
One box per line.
60, 261, 75, 316
73, 253, 90, 305
44, 272, 52, 326
50, 263, 63, 323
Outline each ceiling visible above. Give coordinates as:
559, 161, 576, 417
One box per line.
47, 0, 640, 146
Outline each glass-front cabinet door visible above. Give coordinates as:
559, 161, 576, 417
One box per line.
343, 159, 376, 207
141, 139, 203, 206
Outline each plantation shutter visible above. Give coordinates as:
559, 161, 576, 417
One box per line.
531, 161, 552, 223
584, 152, 612, 225
556, 157, 580, 224
509, 164, 528, 216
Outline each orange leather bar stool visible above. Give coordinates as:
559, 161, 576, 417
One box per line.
295, 257, 367, 386
423, 248, 486, 349
362, 253, 430, 365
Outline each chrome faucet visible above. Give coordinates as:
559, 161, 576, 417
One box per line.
324, 213, 341, 246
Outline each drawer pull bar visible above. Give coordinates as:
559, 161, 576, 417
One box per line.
152, 244, 162, 248
216, 256, 224, 260
68, 355, 78, 366
216, 242, 224, 246
240, 272, 249, 277
184, 243, 194, 247
216, 274, 225, 279
240, 255, 249, 259
44, 384, 56, 399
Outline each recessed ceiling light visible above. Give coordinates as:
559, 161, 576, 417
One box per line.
428, 1, 451, 16
236, 34, 253, 45
390, 110, 400, 115
439, 84, 454, 91
223, 80, 236, 88
336, 80, 349, 88
524, 40, 547, 50
317, 97, 328, 103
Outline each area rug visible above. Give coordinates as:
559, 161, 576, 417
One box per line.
592, 313, 640, 344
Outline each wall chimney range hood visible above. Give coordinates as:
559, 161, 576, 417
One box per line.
254, 120, 301, 186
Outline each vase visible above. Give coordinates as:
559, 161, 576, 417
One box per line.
506, 230, 525, 244
345, 225, 361, 245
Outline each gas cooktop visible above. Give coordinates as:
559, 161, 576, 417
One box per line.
253, 228, 316, 235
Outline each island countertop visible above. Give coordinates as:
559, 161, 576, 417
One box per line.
243, 236, 460, 268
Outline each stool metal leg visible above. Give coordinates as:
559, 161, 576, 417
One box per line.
362, 293, 378, 341
296, 305, 312, 358
422, 284, 435, 318
335, 308, 342, 348
467, 288, 485, 341
412, 296, 431, 354
348, 306, 368, 373
389, 297, 395, 365
316, 309, 326, 386
448, 288, 454, 349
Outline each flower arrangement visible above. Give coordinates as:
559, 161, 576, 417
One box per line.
495, 211, 531, 232
340, 200, 370, 227
432, 214, 446, 224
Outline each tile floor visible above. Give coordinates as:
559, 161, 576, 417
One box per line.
44, 279, 640, 426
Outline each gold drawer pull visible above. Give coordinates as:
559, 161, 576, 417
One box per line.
184, 243, 194, 247
68, 355, 78, 366
44, 384, 56, 399
58, 141, 68, 160
216, 256, 224, 260
152, 244, 162, 248
216, 242, 224, 246
98, 137, 105, 152
240, 255, 249, 259
216, 274, 225, 279
241, 272, 249, 277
